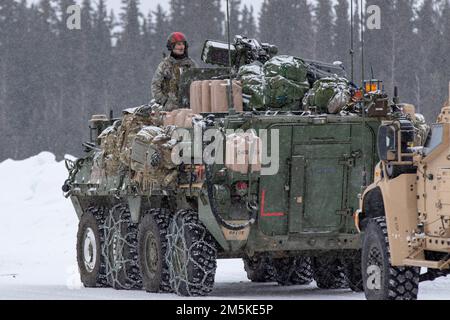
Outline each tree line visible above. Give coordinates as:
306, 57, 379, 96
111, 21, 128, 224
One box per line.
0, 0, 448, 161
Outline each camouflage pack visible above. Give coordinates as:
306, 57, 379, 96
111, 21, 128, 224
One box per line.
303, 77, 351, 114
98, 122, 121, 176
239, 56, 311, 110
239, 63, 266, 109
265, 75, 310, 110
263, 55, 308, 83
117, 104, 163, 166
130, 125, 179, 189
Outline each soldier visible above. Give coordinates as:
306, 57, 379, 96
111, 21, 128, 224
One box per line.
151, 32, 197, 111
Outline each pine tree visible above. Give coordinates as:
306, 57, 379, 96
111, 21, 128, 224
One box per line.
113, 0, 147, 108
79, 0, 95, 122
293, 0, 314, 58
178, 0, 224, 61
240, 5, 256, 38
0, 0, 19, 143
363, 0, 395, 95
333, 0, 351, 70
229, 0, 242, 38
416, 0, 440, 117
153, 4, 170, 58
258, 0, 275, 44
440, 0, 450, 105
169, 0, 186, 32
258, 0, 313, 57
314, 0, 334, 61
391, 0, 417, 108
92, 0, 112, 115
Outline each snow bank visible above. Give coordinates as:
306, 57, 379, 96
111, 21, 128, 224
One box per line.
0, 152, 79, 286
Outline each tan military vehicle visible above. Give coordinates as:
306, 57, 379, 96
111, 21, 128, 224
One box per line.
356, 83, 450, 300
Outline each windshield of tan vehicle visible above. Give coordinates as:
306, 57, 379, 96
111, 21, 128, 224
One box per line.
423, 124, 443, 156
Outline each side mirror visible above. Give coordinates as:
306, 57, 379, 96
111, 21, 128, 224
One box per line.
378, 125, 397, 161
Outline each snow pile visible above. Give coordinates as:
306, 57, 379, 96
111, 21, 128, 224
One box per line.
0, 152, 79, 287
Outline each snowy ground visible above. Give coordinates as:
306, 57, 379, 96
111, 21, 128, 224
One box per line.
1, 152, 450, 300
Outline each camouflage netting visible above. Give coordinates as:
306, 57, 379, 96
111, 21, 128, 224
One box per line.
239, 55, 310, 110
303, 76, 352, 114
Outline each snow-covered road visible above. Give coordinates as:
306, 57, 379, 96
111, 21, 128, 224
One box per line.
1, 152, 449, 300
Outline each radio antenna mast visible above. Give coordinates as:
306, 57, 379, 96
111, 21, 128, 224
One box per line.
350, 0, 355, 83
361, 0, 365, 88
360, 0, 368, 189
226, 0, 235, 114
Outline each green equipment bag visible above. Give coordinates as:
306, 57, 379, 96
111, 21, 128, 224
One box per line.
303, 77, 351, 114
265, 75, 310, 109
239, 63, 266, 109
263, 55, 308, 83
239, 56, 311, 110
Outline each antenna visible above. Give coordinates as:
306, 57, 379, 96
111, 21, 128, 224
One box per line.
393, 86, 399, 105
360, 0, 365, 88
350, 0, 354, 83
360, 0, 368, 189
226, 0, 235, 115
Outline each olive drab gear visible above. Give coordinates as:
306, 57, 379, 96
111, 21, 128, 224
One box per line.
238, 56, 310, 110
151, 55, 197, 111
303, 76, 352, 114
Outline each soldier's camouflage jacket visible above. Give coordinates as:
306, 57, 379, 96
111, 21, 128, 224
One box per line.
151, 55, 197, 111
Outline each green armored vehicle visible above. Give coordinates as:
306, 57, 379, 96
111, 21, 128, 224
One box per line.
64, 36, 400, 296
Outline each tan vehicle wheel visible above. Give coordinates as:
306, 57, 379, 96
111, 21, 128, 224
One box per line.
362, 217, 420, 300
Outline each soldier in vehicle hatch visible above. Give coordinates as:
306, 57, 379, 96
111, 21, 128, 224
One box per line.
151, 32, 197, 111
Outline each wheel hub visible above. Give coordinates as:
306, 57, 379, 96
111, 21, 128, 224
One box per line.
145, 231, 158, 277
83, 227, 97, 272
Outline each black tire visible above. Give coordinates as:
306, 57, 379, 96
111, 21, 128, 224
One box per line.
362, 217, 420, 300
76, 207, 108, 287
273, 257, 313, 286
312, 255, 348, 289
344, 251, 364, 292
138, 209, 172, 293
243, 254, 276, 283
386, 164, 416, 179
103, 204, 142, 290
166, 209, 218, 297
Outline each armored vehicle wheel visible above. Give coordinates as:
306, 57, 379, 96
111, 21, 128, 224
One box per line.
166, 209, 218, 297
273, 257, 313, 286
362, 217, 420, 300
344, 251, 364, 292
76, 207, 108, 287
243, 254, 276, 283
104, 204, 142, 290
137, 209, 172, 293
312, 256, 348, 289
